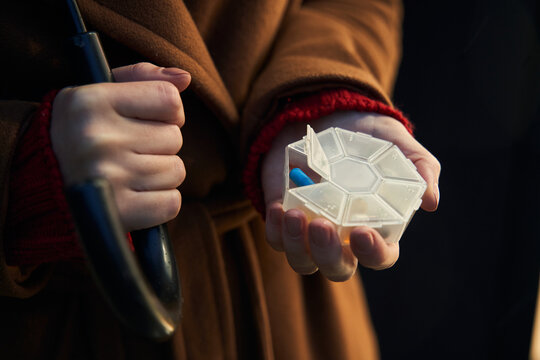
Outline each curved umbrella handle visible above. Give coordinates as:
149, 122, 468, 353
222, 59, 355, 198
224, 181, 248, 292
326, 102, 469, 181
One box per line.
64, 0, 182, 340
66, 180, 182, 340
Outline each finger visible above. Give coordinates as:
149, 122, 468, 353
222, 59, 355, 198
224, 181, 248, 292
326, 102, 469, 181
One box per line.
106, 81, 185, 125
366, 115, 442, 211
124, 119, 183, 155
266, 201, 285, 251
125, 154, 186, 191
118, 189, 181, 231
409, 156, 441, 211
112, 62, 191, 93
282, 209, 318, 274
308, 219, 357, 282
349, 226, 399, 270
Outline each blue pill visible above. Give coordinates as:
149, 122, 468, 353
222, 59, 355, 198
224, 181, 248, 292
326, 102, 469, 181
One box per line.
289, 168, 315, 187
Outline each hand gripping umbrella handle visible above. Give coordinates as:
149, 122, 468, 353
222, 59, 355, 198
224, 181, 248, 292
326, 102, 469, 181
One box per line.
64, 0, 182, 340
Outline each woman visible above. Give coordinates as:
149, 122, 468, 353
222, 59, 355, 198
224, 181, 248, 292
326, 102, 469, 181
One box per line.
0, 0, 440, 358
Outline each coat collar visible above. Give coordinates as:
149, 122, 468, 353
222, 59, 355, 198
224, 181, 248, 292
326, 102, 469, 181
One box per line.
79, 0, 238, 125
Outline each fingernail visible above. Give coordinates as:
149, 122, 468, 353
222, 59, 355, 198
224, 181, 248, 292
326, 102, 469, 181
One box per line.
285, 216, 302, 237
311, 224, 331, 247
354, 233, 374, 254
162, 67, 189, 76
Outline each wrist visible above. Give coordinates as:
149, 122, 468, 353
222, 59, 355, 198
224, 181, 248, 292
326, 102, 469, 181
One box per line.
6, 90, 82, 266
243, 89, 413, 215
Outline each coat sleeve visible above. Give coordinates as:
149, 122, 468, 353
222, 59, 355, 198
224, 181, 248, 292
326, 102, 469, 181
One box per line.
0, 101, 54, 298
241, 0, 404, 146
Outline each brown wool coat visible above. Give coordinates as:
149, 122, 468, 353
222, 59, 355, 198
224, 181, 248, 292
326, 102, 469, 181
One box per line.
0, 0, 403, 358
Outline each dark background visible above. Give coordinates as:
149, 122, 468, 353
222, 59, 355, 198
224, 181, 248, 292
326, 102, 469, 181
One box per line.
360, 1, 540, 359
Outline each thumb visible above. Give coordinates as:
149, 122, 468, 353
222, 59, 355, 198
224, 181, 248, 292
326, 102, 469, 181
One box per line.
413, 158, 441, 212
112, 62, 191, 92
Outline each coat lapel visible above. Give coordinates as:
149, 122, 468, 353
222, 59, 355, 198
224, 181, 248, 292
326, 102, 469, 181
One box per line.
79, 0, 238, 126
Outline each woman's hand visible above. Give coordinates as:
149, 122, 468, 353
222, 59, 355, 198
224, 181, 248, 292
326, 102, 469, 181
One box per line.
261, 111, 441, 281
50, 62, 191, 232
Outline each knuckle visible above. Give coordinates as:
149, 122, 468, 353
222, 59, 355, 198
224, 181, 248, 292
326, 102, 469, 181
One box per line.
172, 156, 186, 186
68, 85, 104, 112
177, 128, 183, 150
177, 104, 185, 128
168, 125, 183, 152
164, 190, 182, 220
156, 81, 181, 111
130, 62, 153, 78
55, 86, 75, 107
59, 88, 111, 133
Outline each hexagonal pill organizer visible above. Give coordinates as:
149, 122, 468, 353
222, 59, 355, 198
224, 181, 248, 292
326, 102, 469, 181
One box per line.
283, 125, 426, 243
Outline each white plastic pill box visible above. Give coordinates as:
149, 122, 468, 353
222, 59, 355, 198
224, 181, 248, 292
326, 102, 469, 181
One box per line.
283, 125, 426, 243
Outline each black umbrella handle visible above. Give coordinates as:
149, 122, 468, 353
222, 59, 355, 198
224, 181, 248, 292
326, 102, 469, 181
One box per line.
66, 180, 181, 340
63, 0, 182, 340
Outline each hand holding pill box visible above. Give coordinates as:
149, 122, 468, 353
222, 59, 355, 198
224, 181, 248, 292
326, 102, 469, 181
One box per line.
283, 125, 426, 244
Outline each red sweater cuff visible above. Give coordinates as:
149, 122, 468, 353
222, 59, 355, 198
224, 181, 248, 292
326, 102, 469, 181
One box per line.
5, 90, 83, 265
242, 88, 413, 215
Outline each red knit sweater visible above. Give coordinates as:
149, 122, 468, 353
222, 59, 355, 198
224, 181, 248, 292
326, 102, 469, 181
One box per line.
5, 90, 81, 265
5, 89, 411, 266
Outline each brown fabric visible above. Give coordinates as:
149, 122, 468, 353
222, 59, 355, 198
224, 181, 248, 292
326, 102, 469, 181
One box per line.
0, 0, 404, 358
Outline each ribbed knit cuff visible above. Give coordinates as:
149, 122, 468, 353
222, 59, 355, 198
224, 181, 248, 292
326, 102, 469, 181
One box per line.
242, 88, 413, 215
5, 90, 82, 265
